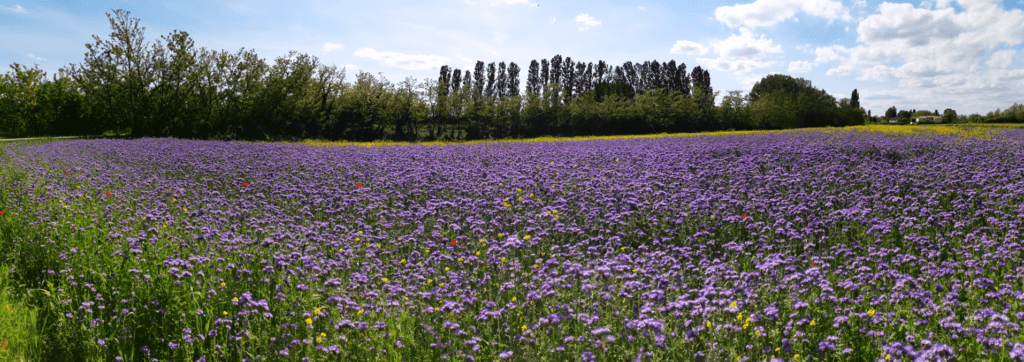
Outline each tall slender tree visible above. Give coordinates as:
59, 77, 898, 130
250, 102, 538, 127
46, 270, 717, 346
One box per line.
579, 62, 590, 94
485, 62, 496, 101
677, 62, 689, 96
438, 65, 451, 97
496, 61, 507, 100
563, 57, 576, 101
851, 88, 860, 108
473, 61, 485, 100
540, 59, 549, 90
623, 61, 638, 94
596, 60, 607, 84
550, 55, 563, 87
527, 60, 539, 95
507, 62, 521, 98
649, 60, 662, 93
663, 60, 676, 93
451, 69, 462, 93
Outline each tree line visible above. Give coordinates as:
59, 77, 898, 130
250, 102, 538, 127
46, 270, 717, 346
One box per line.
6, 9, 965, 142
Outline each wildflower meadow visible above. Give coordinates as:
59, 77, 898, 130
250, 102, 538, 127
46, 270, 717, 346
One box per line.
1, 125, 1023, 362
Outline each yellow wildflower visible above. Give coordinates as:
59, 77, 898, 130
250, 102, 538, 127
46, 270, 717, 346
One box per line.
305, 318, 313, 325
524, 235, 531, 240
867, 309, 876, 317
810, 319, 816, 326
382, 278, 389, 283
730, 301, 737, 308
220, 282, 226, 287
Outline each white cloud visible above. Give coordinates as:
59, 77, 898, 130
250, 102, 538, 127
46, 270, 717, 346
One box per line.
697, 27, 783, 73
920, 0, 934, 9
486, 0, 537, 5
987, 49, 1016, 69
854, 0, 867, 8
353, 48, 451, 71
638, 6, 646, 10
322, 42, 344, 53
454, 54, 476, 71
788, 60, 813, 73
2, 4, 27, 13
845, 26, 849, 32
714, 0, 852, 29
669, 40, 709, 55
816, 0, 1024, 113
551, 17, 556, 23
576, 13, 601, 30
26, 53, 46, 61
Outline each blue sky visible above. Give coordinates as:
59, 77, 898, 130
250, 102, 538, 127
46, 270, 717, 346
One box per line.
2, 0, 1023, 116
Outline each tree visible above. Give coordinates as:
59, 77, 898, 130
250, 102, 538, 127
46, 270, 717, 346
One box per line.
496, 61, 507, 101
677, 63, 689, 96
664, 60, 677, 93
562, 57, 576, 102
716, 90, 751, 130
595, 60, 607, 84
851, 89, 860, 109
941, 108, 958, 124
438, 65, 451, 97
540, 59, 549, 94
473, 61, 485, 101
451, 69, 463, 94
582, 62, 593, 94
886, 106, 897, 119
507, 62, 521, 98
934, 109, 939, 116
69, 9, 160, 136
484, 62, 496, 101
550, 55, 563, 103
749, 90, 801, 130
526, 60, 539, 95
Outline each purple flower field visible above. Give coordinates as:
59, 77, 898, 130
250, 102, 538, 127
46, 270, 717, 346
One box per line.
1, 127, 1024, 361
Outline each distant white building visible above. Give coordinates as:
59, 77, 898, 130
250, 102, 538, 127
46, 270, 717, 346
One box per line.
914, 115, 941, 124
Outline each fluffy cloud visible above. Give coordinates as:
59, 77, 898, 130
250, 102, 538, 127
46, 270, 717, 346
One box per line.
669, 40, 709, 55
986, 49, 1016, 69
817, 0, 1024, 113
2, 4, 27, 13
697, 28, 783, 73
788, 60, 813, 73
714, 0, 852, 29
322, 42, 344, 53
353, 48, 451, 71
576, 13, 601, 30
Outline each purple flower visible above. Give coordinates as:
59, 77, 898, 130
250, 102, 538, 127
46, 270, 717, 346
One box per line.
499, 351, 513, 359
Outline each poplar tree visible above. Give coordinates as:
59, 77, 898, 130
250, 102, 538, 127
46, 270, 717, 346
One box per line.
527, 60, 540, 95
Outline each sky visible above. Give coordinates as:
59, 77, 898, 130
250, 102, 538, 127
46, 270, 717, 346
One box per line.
2, 0, 1024, 117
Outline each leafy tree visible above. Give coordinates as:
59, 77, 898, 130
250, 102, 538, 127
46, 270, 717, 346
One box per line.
716, 90, 751, 130
941, 108, 958, 124
886, 106, 897, 119
451, 69, 463, 94
749, 90, 801, 129
851, 89, 860, 109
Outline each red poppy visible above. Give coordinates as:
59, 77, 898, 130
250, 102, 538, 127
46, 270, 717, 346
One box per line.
105, 192, 111, 196
0, 211, 4, 215
244, 182, 249, 186
811, 262, 816, 266
741, 213, 748, 219
356, 183, 363, 187
451, 240, 458, 246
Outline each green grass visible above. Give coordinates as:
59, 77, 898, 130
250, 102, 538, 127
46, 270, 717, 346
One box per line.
0, 263, 45, 362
